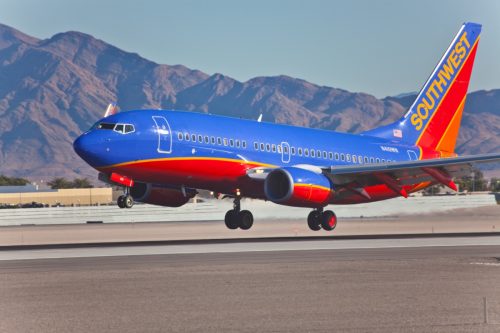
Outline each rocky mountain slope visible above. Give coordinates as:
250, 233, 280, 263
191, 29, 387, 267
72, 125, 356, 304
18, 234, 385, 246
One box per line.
0, 23, 498, 180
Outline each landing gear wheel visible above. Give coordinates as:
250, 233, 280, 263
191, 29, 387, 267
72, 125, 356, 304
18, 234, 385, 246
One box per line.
238, 210, 254, 230
307, 211, 321, 231
117, 195, 126, 209
224, 210, 239, 230
124, 195, 134, 209
321, 210, 337, 231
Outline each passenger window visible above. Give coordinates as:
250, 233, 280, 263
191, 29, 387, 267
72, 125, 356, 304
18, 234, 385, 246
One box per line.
223, 138, 228, 146
114, 124, 124, 133
376, 158, 380, 163
178, 133, 183, 140
364, 157, 369, 163
304, 149, 309, 157
260, 143, 265, 151
204, 136, 209, 143
298, 148, 303, 156
370, 157, 375, 164
353, 155, 357, 163
358, 155, 363, 163
311, 150, 315, 157
236, 140, 240, 148
335, 153, 339, 161
266, 143, 271, 152
272, 144, 276, 152
242, 141, 247, 148
198, 135, 203, 142
185, 133, 190, 141
254, 142, 259, 150
346, 154, 351, 162
191, 134, 196, 142
291, 147, 296, 155
317, 150, 321, 158
229, 139, 234, 147
217, 137, 222, 145
283, 146, 288, 154
381, 159, 385, 163
323, 151, 327, 159
211, 137, 216, 144
341, 153, 345, 161
329, 152, 333, 160
278, 145, 282, 153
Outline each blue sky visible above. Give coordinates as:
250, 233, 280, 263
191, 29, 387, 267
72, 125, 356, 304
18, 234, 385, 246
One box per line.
1, 0, 500, 97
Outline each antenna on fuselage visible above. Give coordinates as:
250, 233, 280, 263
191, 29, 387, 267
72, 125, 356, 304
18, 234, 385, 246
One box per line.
104, 103, 118, 118
257, 113, 263, 122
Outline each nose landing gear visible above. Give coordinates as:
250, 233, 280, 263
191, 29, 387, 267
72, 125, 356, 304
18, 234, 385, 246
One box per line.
117, 187, 134, 209
224, 196, 254, 230
307, 208, 337, 231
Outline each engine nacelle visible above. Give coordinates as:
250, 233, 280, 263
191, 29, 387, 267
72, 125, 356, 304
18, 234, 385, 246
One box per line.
130, 182, 196, 207
264, 167, 332, 208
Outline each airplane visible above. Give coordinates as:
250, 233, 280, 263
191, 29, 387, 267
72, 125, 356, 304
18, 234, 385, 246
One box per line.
74, 22, 500, 231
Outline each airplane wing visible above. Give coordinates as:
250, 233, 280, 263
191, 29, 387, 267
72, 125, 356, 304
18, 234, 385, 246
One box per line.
247, 153, 500, 198
323, 153, 500, 197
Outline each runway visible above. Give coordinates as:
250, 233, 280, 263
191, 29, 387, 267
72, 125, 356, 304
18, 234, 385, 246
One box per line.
2, 235, 500, 332
2, 233, 500, 261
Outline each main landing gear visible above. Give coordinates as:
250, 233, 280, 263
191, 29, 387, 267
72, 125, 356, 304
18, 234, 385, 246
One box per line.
224, 196, 254, 230
307, 208, 337, 231
117, 187, 134, 209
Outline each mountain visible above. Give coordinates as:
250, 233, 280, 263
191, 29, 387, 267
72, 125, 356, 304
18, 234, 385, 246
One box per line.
0, 23, 498, 181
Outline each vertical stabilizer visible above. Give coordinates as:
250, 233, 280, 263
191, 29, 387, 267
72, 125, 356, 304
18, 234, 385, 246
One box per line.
363, 22, 481, 156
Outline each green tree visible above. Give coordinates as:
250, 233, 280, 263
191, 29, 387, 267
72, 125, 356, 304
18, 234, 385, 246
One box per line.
47, 177, 72, 189
455, 168, 487, 192
0, 175, 30, 186
490, 178, 500, 192
71, 178, 94, 188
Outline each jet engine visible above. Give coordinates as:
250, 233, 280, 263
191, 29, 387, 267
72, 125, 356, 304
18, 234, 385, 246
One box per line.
130, 182, 196, 207
264, 167, 332, 208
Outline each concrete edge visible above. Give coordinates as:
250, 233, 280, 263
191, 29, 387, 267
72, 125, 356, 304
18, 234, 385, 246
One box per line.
2, 232, 500, 251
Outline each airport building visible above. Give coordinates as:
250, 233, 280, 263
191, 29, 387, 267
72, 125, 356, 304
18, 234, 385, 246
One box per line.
0, 187, 113, 206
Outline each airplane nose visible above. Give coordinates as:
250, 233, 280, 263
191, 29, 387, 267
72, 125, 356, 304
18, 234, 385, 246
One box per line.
73, 134, 88, 159
73, 133, 101, 166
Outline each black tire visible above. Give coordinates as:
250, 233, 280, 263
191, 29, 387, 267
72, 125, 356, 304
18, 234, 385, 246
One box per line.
321, 210, 337, 231
307, 211, 321, 231
117, 195, 125, 209
238, 210, 254, 230
124, 195, 134, 209
224, 210, 239, 229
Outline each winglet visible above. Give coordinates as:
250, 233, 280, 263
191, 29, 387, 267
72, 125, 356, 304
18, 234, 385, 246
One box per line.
104, 103, 118, 118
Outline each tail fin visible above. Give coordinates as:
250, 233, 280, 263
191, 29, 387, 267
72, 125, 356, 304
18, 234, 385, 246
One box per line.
363, 22, 481, 156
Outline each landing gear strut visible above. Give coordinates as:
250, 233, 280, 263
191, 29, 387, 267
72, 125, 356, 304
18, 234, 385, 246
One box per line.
224, 196, 254, 230
117, 187, 134, 209
307, 208, 337, 231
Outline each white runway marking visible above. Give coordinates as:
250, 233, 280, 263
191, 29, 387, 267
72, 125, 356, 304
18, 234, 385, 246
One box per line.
1, 236, 500, 261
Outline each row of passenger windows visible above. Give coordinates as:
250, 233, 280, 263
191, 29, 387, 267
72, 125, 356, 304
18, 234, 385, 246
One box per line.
177, 131, 396, 164
177, 132, 247, 149
252, 141, 396, 164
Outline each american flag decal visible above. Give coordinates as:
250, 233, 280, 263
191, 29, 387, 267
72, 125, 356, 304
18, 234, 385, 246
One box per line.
393, 129, 403, 138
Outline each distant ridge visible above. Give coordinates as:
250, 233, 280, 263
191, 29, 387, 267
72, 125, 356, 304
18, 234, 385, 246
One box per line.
0, 23, 498, 180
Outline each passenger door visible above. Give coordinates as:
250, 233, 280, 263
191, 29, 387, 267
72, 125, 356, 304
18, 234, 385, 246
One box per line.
407, 150, 418, 161
152, 116, 172, 153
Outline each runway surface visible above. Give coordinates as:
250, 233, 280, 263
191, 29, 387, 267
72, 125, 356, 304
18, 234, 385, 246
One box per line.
2, 235, 500, 332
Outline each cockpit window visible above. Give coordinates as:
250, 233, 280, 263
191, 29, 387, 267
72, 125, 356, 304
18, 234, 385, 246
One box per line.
109, 123, 135, 134
114, 124, 124, 133
97, 123, 116, 130
124, 124, 135, 133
